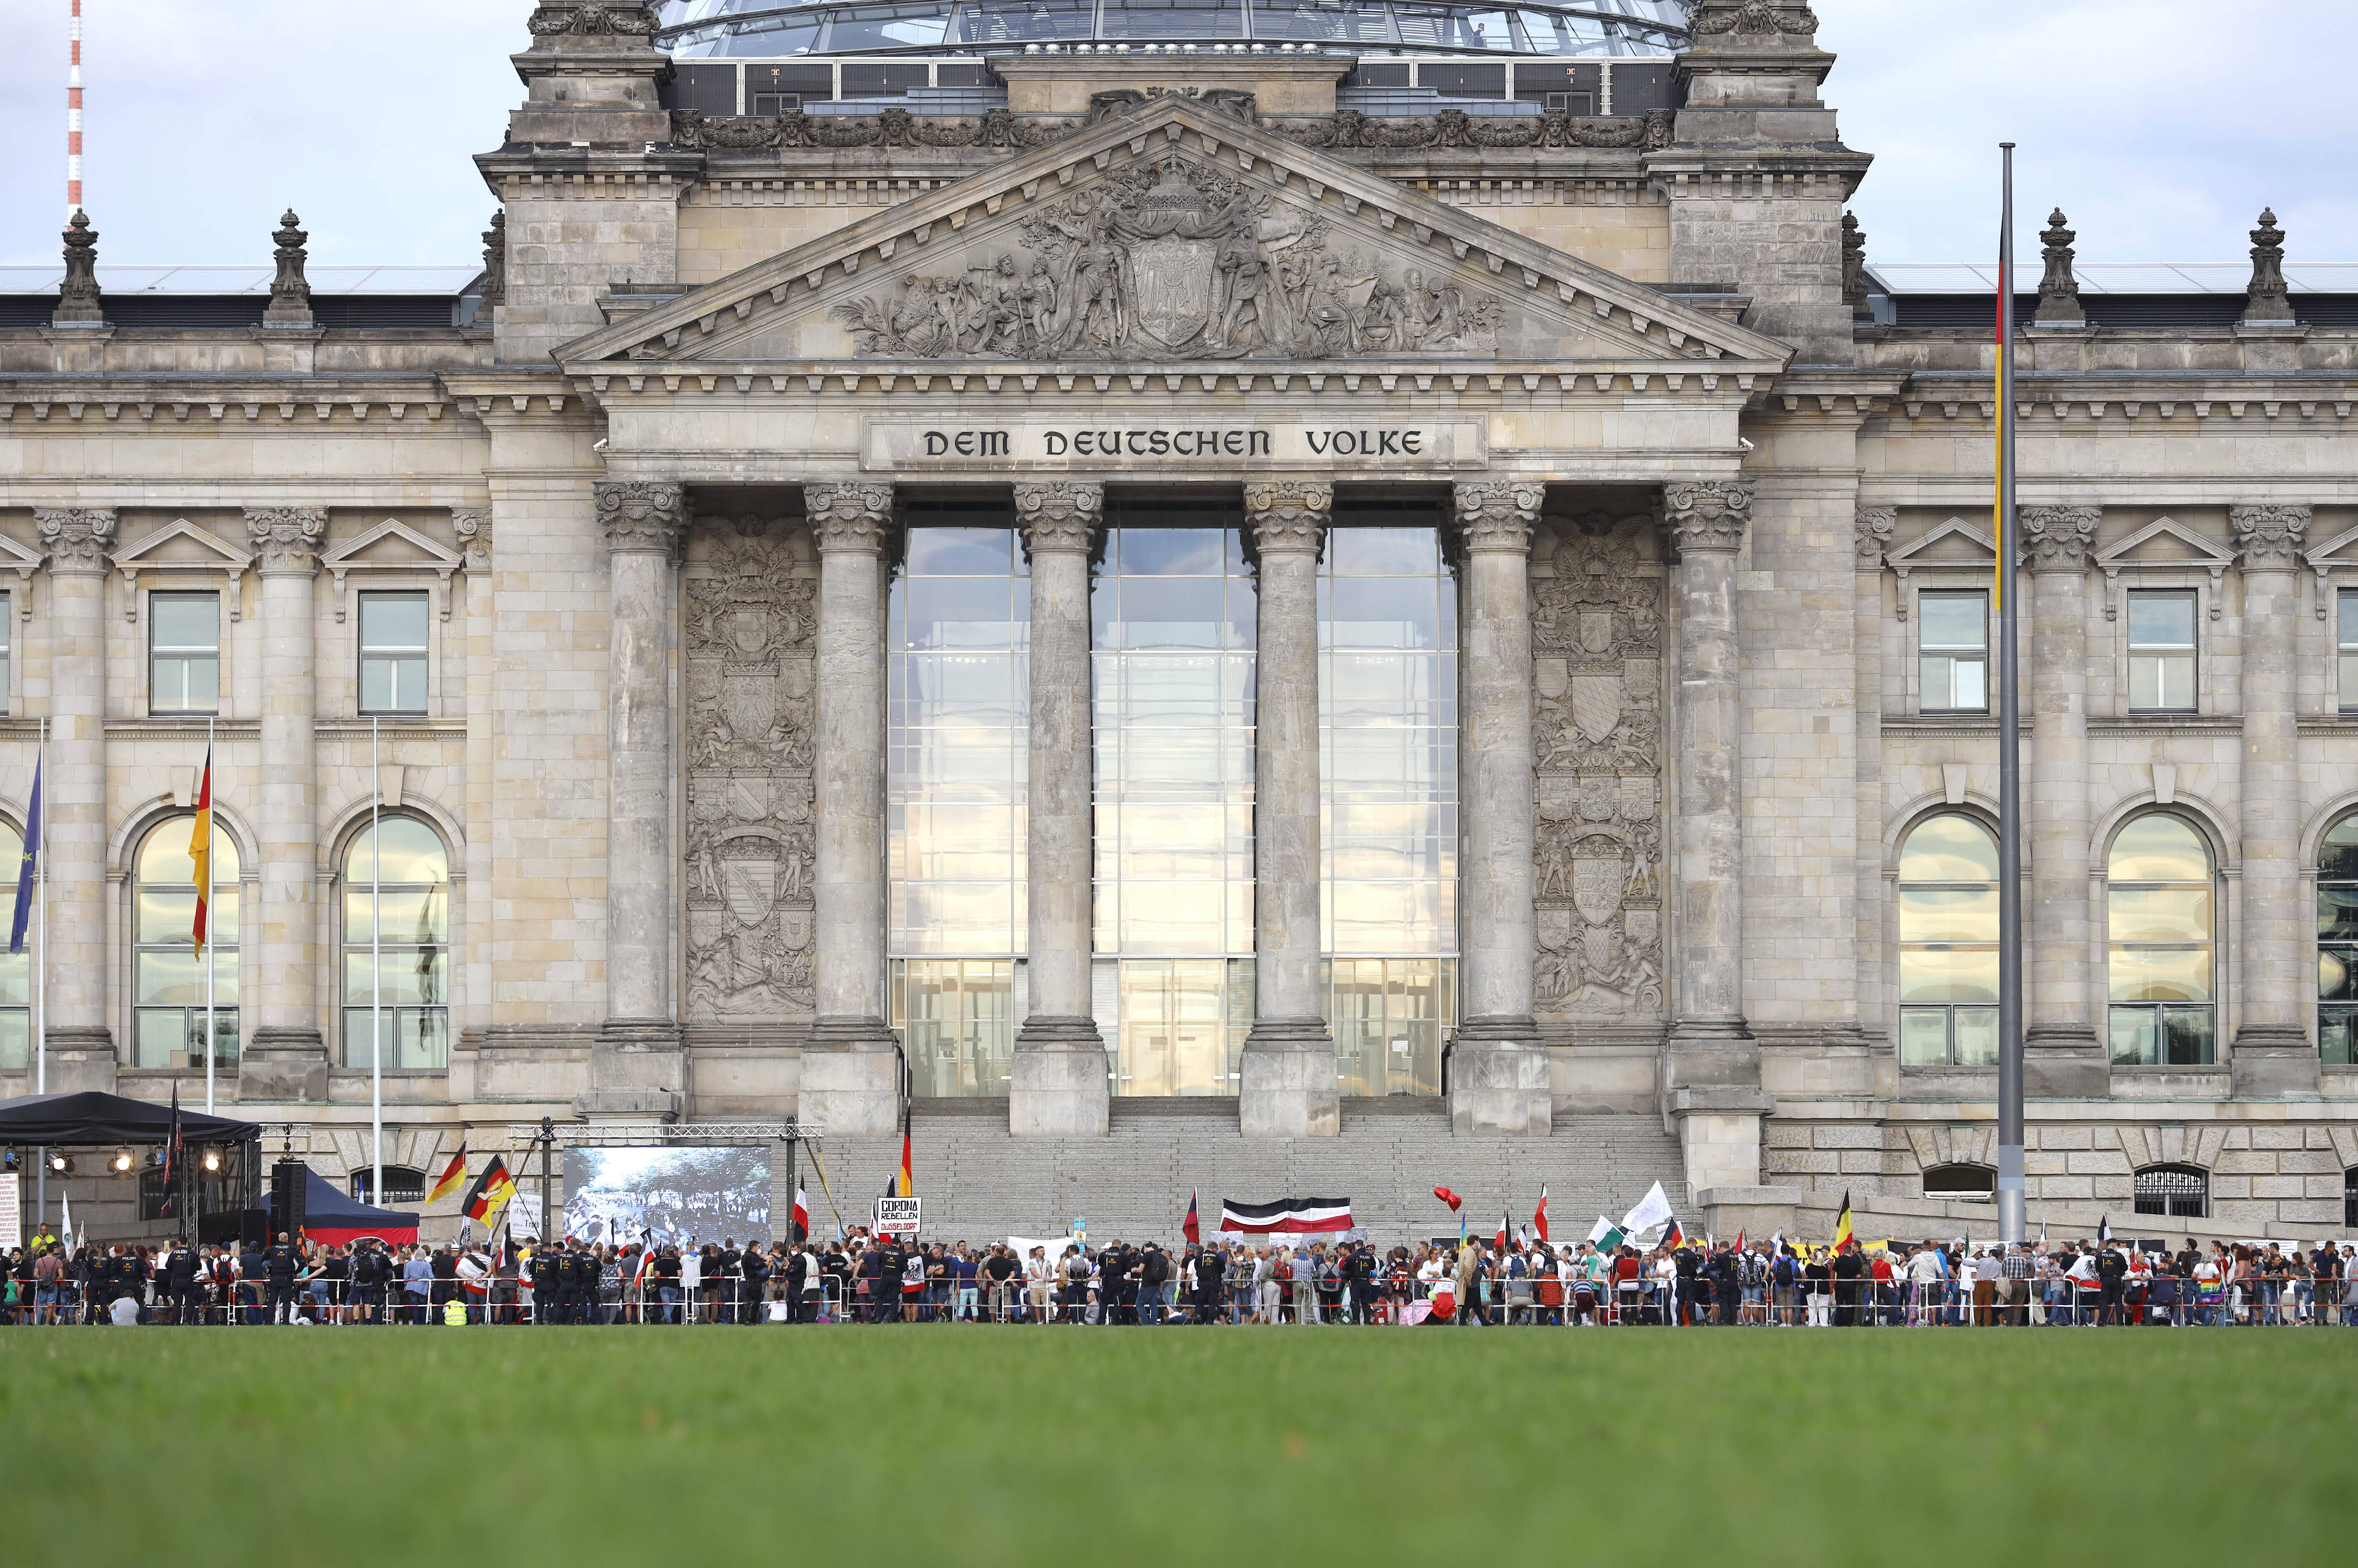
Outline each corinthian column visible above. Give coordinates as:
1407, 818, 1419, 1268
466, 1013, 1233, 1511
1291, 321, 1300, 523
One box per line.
1449, 481, 1550, 1136
239, 508, 330, 1102
582, 481, 685, 1120
31, 509, 115, 1093
1239, 481, 1338, 1138
800, 481, 900, 1136
1854, 508, 1893, 1053
2020, 506, 2108, 1097
2231, 504, 2320, 1095
1010, 481, 1109, 1136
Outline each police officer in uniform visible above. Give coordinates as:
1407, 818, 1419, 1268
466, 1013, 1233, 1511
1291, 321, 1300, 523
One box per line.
262, 1232, 300, 1324
529, 1241, 561, 1323
876, 1235, 907, 1324
163, 1238, 200, 1324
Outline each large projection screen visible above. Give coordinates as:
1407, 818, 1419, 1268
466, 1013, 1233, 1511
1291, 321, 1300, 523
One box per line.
563, 1146, 771, 1250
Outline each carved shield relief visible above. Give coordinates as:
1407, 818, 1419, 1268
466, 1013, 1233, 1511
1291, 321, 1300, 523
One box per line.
1131, 237, 1217, 349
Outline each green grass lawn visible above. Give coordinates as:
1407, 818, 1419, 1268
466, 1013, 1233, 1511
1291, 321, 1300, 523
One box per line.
7, 1327, 2349, 1564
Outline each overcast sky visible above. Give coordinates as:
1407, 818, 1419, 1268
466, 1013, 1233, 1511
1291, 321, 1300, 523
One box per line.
1, 0, 2351, 270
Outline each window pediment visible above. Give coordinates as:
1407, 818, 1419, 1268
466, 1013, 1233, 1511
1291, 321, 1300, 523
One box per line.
1884, 518, 1998, 619
321, 520, 465, 622
112, 519, 252, 621
2304, 521, 2358, 618
2091, 517, 2233, 620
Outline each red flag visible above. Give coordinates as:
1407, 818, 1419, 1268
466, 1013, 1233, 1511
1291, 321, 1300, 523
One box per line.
1496, 1211, 1510, 1252
1433, 1186, 1462, 1213
1182, 1190, 1200, 1245
1533, 1184, 1549, 1245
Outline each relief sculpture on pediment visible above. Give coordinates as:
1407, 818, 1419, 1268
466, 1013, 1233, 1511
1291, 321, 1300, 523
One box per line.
1530, 515, 1666, 1021
828, 153, 1504, 361
682, 527, 819, 1023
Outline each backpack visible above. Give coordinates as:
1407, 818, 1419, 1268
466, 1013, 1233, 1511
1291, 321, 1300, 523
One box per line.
1274, 1255, 1294, 1284
1773, 1254, 1797, 1287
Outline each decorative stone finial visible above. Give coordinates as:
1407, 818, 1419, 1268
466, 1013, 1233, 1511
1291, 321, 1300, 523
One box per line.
2241, 208, 2293, 324
479, 211, 507, 310
53, 211, 104, 325
264, 209, 314, 327
1840, 212, 1869, 314
2230, 505, 2311, 570
2034, 208, 2085, 327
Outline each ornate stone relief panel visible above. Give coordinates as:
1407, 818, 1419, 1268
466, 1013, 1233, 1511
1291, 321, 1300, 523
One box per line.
682, 524, 820, 1025
1530, 513, 1666, 1022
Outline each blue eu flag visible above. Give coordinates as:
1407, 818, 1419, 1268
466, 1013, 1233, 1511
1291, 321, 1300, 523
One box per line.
9, 754, 38, 955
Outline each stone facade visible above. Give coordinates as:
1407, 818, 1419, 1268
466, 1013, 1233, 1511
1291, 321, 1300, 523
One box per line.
4, 0, 2357, 1241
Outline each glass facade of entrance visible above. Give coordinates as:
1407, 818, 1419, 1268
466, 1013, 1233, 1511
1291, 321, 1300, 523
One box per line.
884, 493, 1459, 1097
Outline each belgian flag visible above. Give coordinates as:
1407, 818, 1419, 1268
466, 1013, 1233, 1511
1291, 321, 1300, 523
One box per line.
460, 1155, 517, 1225
1831, 1190, 1855, 1254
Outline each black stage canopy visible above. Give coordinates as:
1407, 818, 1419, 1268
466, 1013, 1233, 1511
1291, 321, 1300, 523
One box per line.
0, 1090, 262, 1146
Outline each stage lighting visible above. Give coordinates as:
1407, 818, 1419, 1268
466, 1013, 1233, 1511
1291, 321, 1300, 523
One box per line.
48, 1153, 71, 1174
202, 1149, 221, 1173
111, 1148, 134, 1175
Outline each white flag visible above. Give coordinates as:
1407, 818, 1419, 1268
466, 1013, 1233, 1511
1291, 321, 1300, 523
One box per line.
1621, 1181, 1674, 1239
1587, 1214, 1615, 1246
60, 1191, 74, 1255
508, 1193, 542, 1241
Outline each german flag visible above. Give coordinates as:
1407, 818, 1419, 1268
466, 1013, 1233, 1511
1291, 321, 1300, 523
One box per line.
895, 1104, 912, 1199
1831, 1190, 1855, 1254
188, 743, 214, 956
427, 1144, 468, 1206
460, 1155, 517, 1225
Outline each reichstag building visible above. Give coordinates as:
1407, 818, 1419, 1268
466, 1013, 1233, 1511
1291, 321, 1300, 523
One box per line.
4, 0, 2355, 1241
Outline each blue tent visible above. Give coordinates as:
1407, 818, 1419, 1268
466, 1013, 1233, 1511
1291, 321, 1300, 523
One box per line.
299, 1165, 418, 1245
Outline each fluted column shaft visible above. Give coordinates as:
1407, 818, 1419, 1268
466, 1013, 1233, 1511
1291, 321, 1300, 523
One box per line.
1239, 482, 1337, 1138
1666, 482, 1752, 1047
246, 508, 328, 1089
2232, 505, 2317, 1093
1449, 481, 1549, 1135
31, 510, 114, 1086
2020, 507, 2104, 1094
1010, 481, 1108, 1137
800, 482, 900, 1136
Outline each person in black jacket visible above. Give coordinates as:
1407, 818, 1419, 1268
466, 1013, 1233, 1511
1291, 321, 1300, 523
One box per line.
1709, 1245, 1741, 1326
163, 1241, 201, 1325
741, 1244, 771, 1324
784, 1245, 810, 1323
528, 1243, 560, 1323
261, 1234, 300, 1324
2096, 1241, 2129, 1326
1192, 1242, 1225, 1324
1829, 1242, 1866, 1327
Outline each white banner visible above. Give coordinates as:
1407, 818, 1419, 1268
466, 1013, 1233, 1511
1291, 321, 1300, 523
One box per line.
875, 1196, 921, 1235
0, 1173, 17, 1250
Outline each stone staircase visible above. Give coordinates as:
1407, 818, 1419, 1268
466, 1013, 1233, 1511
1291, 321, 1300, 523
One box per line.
793, 1097, 1688, 1247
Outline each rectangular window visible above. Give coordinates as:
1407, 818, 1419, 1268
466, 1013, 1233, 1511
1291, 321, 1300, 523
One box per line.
1917, 590, 1988, 713
2126, 589, 2197, 712
149, 592, 221, 715
358, 591, 430, 715
0, 591, 10, 715
2340, 590, 2358, 713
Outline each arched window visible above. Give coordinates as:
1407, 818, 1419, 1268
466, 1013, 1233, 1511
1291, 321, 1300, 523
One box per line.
342, 816, 449, 1069
348, 1165, 426, 1205
2317, 815, 2358, 1064
1896, 813, 2000, 1067
0, 820, 26, 1070
2107, 815, 2216, 1065
2134, 1163, 2209, 1219
132, 820, 240, 1070
1922, 1162, 1996, 1201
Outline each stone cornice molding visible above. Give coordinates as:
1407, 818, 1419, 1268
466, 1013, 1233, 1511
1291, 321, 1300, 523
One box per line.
2231, 503, 2311, 571
1854, 506, 1895, 567
527, 2, 659, 37
1664, 480, 1752, 555
1453, 482, 1544, 553
803, 482, 895, 554
1012, 481, 1101, 556
2020, 505, 2100, 573
453, 507, 492, 565
243, 506, 328, 575
1244, 481, 1332, 554
33, 507, 116, 574
595, 481, 689, 556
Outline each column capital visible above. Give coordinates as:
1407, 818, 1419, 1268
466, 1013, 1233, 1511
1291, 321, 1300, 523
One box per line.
596, 480, 689, 555
1243, 480, 1330, 554
244, 506, 328, 575
1013, 480, 1102, 555
804, 481, 894, 554
453, 506, 492, 566
1664, 480, 1752, 554
1853, 505, 1895, 567
2020, 505, 2099, 572
2231, 503, 2311, 570
33, 508, 116, 574
1453, 481, 1545, 552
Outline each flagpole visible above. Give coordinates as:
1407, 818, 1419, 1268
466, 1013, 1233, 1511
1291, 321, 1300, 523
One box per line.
371, 714, 382, 1210
1995, 142, 2027, 1248
34, 716, 46, 1230
204, 714, 216, 1116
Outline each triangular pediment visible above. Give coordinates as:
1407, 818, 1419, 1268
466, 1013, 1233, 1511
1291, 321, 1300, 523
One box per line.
322, 519, 463, 573
113, 517, 252, 571
1887, 517, 1997, 570
2306, 522, 2358, 567
2092, 516, 2233, 570
560, 95, 1791, 371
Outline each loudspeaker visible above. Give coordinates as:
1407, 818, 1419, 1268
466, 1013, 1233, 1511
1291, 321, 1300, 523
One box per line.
269, 1159, 307, 1241
200, 1208, 267, 1247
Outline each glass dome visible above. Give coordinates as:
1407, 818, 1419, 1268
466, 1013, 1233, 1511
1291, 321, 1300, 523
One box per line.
656, 0, 1693, 57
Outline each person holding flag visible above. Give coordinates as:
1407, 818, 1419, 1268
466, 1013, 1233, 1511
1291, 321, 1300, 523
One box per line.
1532, 1185, 1549, 1246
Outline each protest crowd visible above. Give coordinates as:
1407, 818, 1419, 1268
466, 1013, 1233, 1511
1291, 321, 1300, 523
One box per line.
8, 1225, 2358, 1328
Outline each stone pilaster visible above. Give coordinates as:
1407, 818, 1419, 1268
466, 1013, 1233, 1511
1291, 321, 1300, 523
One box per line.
1239, 481, 1338, 1138
2231, 504, 2319, 1095
239, 508, 330, 1102
1854, 507, 1893, 1056
1665, 481, 1756, 1078
800, 481, 900, 1136
31, 509, 115, 1091
581, 481, 686, 1120
2021, 506, 2108, 1098
1010, 480, 1109, 1137
1449, 481, 1549, 1135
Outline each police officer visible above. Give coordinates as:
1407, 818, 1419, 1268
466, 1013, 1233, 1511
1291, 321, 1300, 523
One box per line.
262, 1232, 300, 1324
163, 1238, 200, 1324
876, 1234, 907, 1324
529, 1240, 560, 1323
742, 1243, 772, 1324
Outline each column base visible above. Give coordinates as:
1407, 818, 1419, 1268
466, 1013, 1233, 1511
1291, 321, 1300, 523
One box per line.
1447, 1017, 1550, 1136
1670, 1085, 1773, 1193
2025, 1026, 2110, 1099
2230, 1024, 2323, 1098
1010, 1017, 1110, 1137
41, 1026, 116, 1095
798, 1015, 902, 1136
1238, 1019, 1339, 1138
575, 1018, 683, 1121
238, 1027, 328, 1103
1665, 1016, 1759, 1092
